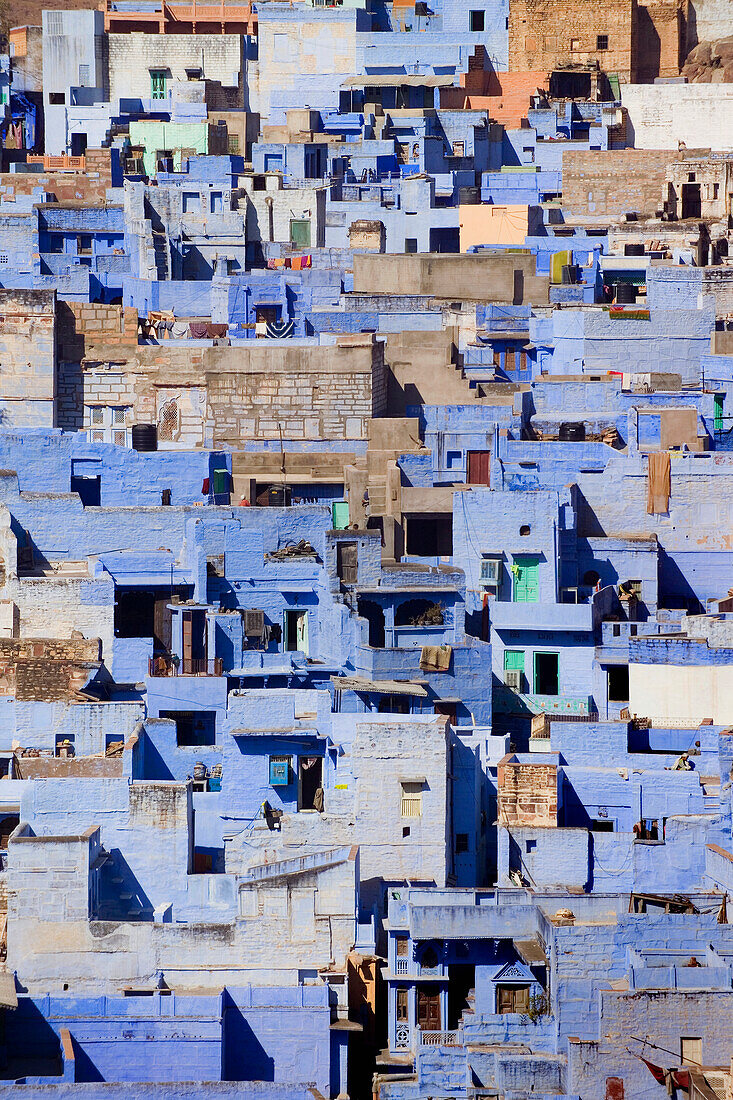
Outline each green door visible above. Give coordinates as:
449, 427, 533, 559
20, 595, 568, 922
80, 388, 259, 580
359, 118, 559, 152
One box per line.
290, 219, 311, 248
512, 555, 540, 602
504, 649, 525, 671
715, 393, 724, 431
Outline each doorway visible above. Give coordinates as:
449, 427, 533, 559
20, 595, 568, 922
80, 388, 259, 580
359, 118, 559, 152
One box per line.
182, 609, 207, 670
417, 985, 441, 1031
284, 609, 309, 655
512, 555, 540, 602
682, 183, 701, 219
466, 450, 491, 485
534, 652, 559, 695
298, 755, 323, 810
447, 964, 475, 1028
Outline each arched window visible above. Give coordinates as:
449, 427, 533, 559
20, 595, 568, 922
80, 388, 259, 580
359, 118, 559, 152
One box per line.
395, 599, 444, 627
583, 570, 600, 587
519, 524, 531, 536
357, 598, 385, 648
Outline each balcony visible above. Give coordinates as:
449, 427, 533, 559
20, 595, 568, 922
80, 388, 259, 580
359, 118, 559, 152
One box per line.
395, 958, 409, 975
148, 657, 223, 677
490, 600, 593, 633
419, 1030, 460, 1047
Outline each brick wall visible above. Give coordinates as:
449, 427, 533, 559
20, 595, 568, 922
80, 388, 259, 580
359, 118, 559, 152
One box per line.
108, 34, 243, 104
508, 0, 635, 79
0, 150, 112, 204
497, 755, 559, 826
79, 337, 381, 444
562, 149, 702, 217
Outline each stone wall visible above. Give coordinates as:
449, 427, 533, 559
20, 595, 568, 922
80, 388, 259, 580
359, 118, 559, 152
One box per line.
0, 289, 56, 428
79, 336, 385, 445
497, 755, 559, 826
561, 148, 705, 218
508, 0, 635, 79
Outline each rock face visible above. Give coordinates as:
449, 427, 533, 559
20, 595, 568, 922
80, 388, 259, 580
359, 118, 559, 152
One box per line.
682, 37, 733, 82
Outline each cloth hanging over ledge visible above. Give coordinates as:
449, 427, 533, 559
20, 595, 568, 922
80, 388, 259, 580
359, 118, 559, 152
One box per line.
419, 645, 452, 672
647, 451, 671, 515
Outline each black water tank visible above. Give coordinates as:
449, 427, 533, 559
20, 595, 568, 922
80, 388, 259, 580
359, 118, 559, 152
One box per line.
615, 283, 636, 304
132, 424, 158, 451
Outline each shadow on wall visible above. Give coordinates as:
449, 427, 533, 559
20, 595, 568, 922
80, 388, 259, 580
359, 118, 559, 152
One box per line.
222, 994, 275, 1081
99, 848, 154, 920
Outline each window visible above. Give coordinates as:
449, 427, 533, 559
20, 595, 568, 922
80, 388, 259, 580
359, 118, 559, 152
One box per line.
497, 985, 530, 1014
46, 11, 64, 33
0, 254, 8, 266
49, 92, 65, 105
452, 140, 465, 158
77, 234, 92, 255
85, 405, 131, 447
150, 70, 167, 100
455, 832, 469, 854
396, 988, 409, 1020
570, 38, 580, 49
401, 781, 423, 818
269, 755, 291, 785
596, 34, 608, 49
228, 136, 240, 155
396, 937, 409, 956
504, 649, 525, 672
160, 710, 216, 747
713, 183, 720, 199
469, 9, 484, 30
405, 238, 418, 254
182, 192, 200, 214
480, 557, 501, 588
78, 63, 90, 86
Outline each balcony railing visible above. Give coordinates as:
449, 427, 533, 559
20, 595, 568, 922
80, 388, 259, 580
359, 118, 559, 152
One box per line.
395, 958, 409, 975
148, 657, 223, 677
27, 154, 85, 171
419, 1030, 460, 1047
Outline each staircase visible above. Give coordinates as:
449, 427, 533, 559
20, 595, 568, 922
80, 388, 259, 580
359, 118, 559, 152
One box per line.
152, 230, 170, 281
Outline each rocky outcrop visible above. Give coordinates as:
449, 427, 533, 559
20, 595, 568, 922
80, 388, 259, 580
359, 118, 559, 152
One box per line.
682, 36, 733, 82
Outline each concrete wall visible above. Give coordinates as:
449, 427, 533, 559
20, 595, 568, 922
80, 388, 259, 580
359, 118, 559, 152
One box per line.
622, 83, 733, 150
352, 253, 549, 303
108, 34, 242, 106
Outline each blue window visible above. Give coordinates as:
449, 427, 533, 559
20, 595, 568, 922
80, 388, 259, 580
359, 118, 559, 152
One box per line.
269, 755, 291, 786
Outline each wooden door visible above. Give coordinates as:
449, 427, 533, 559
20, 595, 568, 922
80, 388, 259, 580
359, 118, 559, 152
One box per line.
337, 541, 358, 584
467, 450, 491, 486
417, 988, 440, 1031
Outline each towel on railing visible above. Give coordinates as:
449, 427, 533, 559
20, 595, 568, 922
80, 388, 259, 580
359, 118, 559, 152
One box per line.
419, 645, 452, 672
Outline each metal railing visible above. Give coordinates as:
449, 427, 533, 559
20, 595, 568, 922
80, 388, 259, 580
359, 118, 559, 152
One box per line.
148, 656, 223, 677
395, 958, 409, 975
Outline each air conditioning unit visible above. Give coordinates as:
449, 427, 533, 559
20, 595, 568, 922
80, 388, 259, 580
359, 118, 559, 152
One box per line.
504, 670, 523, 691
480, 558, 501, 586
244, 609, 265, 637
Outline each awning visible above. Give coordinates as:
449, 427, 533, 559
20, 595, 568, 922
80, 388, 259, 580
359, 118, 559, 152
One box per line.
0, 971, 18, 1009
331, 675, 428, 697
342, 74, 455, 88
515, 938, 548, 966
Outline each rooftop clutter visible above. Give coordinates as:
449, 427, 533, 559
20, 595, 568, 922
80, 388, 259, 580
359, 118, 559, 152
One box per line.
1, 0, 733, 1097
